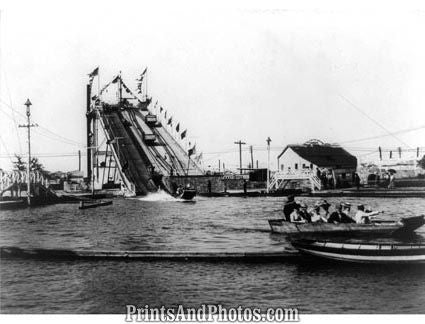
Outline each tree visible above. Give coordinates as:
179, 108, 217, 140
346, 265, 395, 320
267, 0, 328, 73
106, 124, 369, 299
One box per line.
418, 155, 425, 170
12, 154, 49, 177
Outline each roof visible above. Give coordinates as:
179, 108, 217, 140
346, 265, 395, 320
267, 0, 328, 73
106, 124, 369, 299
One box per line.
278, 144, 357, 169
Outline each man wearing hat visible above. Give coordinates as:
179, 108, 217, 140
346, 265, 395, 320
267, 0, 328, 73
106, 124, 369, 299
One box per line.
327, 203, 355, 224
283, 195, 299, 221
355, 205, 382, 224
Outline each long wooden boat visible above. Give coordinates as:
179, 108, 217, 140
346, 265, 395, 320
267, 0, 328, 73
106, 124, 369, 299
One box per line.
78, 200, 113, 209
268, 215, 425, 237
291, 239, 425, 263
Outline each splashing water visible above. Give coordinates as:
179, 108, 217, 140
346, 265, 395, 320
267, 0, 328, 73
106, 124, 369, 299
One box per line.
136, 189, 178, 202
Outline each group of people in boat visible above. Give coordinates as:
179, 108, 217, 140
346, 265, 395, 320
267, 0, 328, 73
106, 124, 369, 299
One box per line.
283, 195, 383, 224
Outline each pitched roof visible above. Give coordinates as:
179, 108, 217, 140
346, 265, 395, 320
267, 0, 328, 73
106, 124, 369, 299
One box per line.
278, 144, 357, 168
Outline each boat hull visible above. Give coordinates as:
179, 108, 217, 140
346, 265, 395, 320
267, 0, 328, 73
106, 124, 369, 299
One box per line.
175, 189, 197, 200
268, 219, 402, 237
292, 240, 425, 264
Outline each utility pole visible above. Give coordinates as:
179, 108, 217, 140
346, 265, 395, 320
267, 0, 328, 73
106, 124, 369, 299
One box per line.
19, 99, 37, 206
250, 145, 254, 170
78, 150, 81, 171
218, 159, 221, 173
234, 140, 246, 174
266, 137, 272, 194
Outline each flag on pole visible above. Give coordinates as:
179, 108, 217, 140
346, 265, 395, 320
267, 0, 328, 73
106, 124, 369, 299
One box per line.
176, 123, 180, 132
136, 67, 148, 81
188, 144, 196, 157
180, 130, 187, 140
88, 67, 99, 83
194, 152, 203, 163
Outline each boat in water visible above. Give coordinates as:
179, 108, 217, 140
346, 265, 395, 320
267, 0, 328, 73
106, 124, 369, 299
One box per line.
78, 200, 113, 209
268, 215, 425, 237
291, 239, 425, 264
174, 188, 197, 200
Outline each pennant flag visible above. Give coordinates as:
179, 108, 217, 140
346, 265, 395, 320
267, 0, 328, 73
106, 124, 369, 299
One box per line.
180, 129, 187, 140
176, 123, 180, 132
89, 67, 99, 78
164, 111, 167, 119
88, 67, 99, 83
194, 152, 203, 163
112, 75, 120, 84
167, 117, 172, 125
136, 67, 148, 81
188, 144, 196, 157
160, 106, 163, 113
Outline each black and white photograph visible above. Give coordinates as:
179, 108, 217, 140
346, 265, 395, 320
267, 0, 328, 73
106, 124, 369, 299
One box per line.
0, 0, 424, 320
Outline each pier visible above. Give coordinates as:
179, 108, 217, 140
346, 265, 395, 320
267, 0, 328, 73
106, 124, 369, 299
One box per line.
0, 246, 299, 262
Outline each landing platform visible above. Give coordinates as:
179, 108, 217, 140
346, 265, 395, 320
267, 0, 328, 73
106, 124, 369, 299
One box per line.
0, 246, 299, 262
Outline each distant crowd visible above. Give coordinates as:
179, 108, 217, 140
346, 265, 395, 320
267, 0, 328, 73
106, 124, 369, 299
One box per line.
283, 195, 383, 224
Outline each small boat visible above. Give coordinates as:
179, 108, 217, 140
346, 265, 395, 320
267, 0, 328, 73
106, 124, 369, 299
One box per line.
0, 199, 27, 210
291, 239, 425, 264
174, 188, 196, 200
268, 215, 425, 237
78, 200, 113, 209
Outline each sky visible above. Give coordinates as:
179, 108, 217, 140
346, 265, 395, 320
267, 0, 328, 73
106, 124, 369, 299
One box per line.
1, 0, 425, 173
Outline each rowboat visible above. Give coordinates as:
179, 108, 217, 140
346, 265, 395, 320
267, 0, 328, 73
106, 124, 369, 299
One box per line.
268, 215, 425, 237
78, 200, 113, 209
291, 239, 425, 264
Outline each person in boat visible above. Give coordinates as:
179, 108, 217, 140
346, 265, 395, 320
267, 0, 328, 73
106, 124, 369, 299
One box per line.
290, 204, 306, 223
327, 203, 355, 224
320, 200, 331, 217
283, 195, 299, 221
298, 202, 312, 223
342, 202, 352, 217
176, 185, 184, 196
309, 202, 327, 223
355, 204, 382, 224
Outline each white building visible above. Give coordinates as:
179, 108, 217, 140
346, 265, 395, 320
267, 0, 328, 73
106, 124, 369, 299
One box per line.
276, 140, 357, 188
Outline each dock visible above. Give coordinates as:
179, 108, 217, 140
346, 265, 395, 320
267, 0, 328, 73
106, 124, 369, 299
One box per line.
0, 246, 299, 262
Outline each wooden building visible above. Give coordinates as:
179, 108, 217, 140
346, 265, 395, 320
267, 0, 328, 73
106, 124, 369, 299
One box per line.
276, 140, 357, 188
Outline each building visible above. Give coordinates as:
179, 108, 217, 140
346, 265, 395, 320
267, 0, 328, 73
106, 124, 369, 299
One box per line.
276, 140, 357, 189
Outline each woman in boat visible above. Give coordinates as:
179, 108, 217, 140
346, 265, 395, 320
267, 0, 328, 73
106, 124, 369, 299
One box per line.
298, 203, 312, 223
309, 202, 327, 223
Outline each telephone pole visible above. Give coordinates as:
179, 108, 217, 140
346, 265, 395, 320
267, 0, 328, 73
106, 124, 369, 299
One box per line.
19, 99, 37, 206
250, 145, 254, 169
234, 140, 246, 174
266, 137, 272, 194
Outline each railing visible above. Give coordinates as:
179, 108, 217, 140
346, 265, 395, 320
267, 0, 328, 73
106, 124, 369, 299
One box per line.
268, 170, 322, 192
0, 170, 47, 195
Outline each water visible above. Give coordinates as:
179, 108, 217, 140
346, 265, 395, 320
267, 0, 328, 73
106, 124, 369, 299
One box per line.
1, 196, 425, 313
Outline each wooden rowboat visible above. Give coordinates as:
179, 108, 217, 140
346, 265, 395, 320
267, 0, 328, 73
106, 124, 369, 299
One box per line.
291, 239, 425, 264
78, 200, 113, 209
268, 215, 425, 237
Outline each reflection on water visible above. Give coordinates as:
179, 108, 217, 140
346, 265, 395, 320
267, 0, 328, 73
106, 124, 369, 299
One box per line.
1, 196, 425, 313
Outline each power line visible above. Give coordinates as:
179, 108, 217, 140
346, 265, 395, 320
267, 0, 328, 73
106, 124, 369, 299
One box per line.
339, 124, 425, 144
0, 98, 85, 147
338, 93, 412, 149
